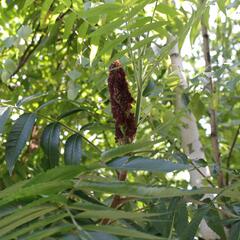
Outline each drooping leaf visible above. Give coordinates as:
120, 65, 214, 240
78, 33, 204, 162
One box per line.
40, 122, 61, 169
5, 113, 36, 175
205, 207, 226, 239
174, 200, 189, 238
75, 181, 220, 198
107, 156, 190, 173
57, 107, 86, 120
63, 12, 77, 40
180, 205, 209, 240
101, 140, 157, 161
64, 134, 82, 165
82, 225, 166, 240
190, 21, 200, 46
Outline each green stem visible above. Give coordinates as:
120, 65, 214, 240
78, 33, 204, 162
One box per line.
135, 85, 142, 125
135, 51, 143, 125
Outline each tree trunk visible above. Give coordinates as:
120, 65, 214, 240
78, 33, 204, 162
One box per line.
170, 41, 219, 239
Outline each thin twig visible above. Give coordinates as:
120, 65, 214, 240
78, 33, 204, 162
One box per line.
189, 160, 215, 187
10, 25, 43, 79
10, 8, 72, 79
65, 207, 93, 240
200, 6, 224, 187
226, 125, 240, 185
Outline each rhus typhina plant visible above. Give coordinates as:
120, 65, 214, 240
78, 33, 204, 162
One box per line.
108, 60, 137, 145
101, 60, 137, 224
0, 1, 240, 239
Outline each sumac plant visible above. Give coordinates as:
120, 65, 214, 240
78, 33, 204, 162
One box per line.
0, 0, 239, 240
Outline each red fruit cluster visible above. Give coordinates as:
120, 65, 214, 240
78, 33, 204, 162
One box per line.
108, 60, 136, 144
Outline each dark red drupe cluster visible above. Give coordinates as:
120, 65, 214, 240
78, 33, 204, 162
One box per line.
108, 60, 136, 144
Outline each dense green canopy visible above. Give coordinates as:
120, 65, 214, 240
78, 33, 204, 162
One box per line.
0, 0, 239, 239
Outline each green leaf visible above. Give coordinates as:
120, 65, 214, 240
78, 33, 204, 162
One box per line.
17, 25, 32, 40
90, 36, 100, 65
174, 200, 188, 238
75, 205, 158, 221
78, 21, 89, 38
63, 12, 77, 40
40, 122, 61, 169
16, 92, 48, 107
189, 93, 206, 120
67, 80, 79, 100
75, 181, 220, 198
88, 18, 124, 38
57, 107, 86, 120
40, 0, 54, 27
97, 35, 127, 57
179, 0, 207, 49
59, 0, 71, 8
0, 181, 72, 207
0, 205, 57, 237
1, 70, 10, 83
180, 206, 209, 240
4, 59, 17, 75
87, 232, 119, 240
1, 212, 68, 240
205, 207, 226, 239
107, 156, 190, 173
156, 3, 179, 17
67, 69, 81, 80
0, 106, 11, 134
229, 221, 240, 240
46, 21, 61, 46
101, 140, 157, 161
190, 21, 200, 46
143, 80, 156, 97
23, 0, 34, 10
82, 2, 121, 19
26, 165, 89, 186
64, 134, 82, 165
217, 0, 226, 14
24, 224, 74, 240
5, 113, 36, 175
83, 225, 166, 240
129, 22, 167, 38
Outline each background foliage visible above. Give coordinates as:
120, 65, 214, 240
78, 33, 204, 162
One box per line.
0, 0, 240, 239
